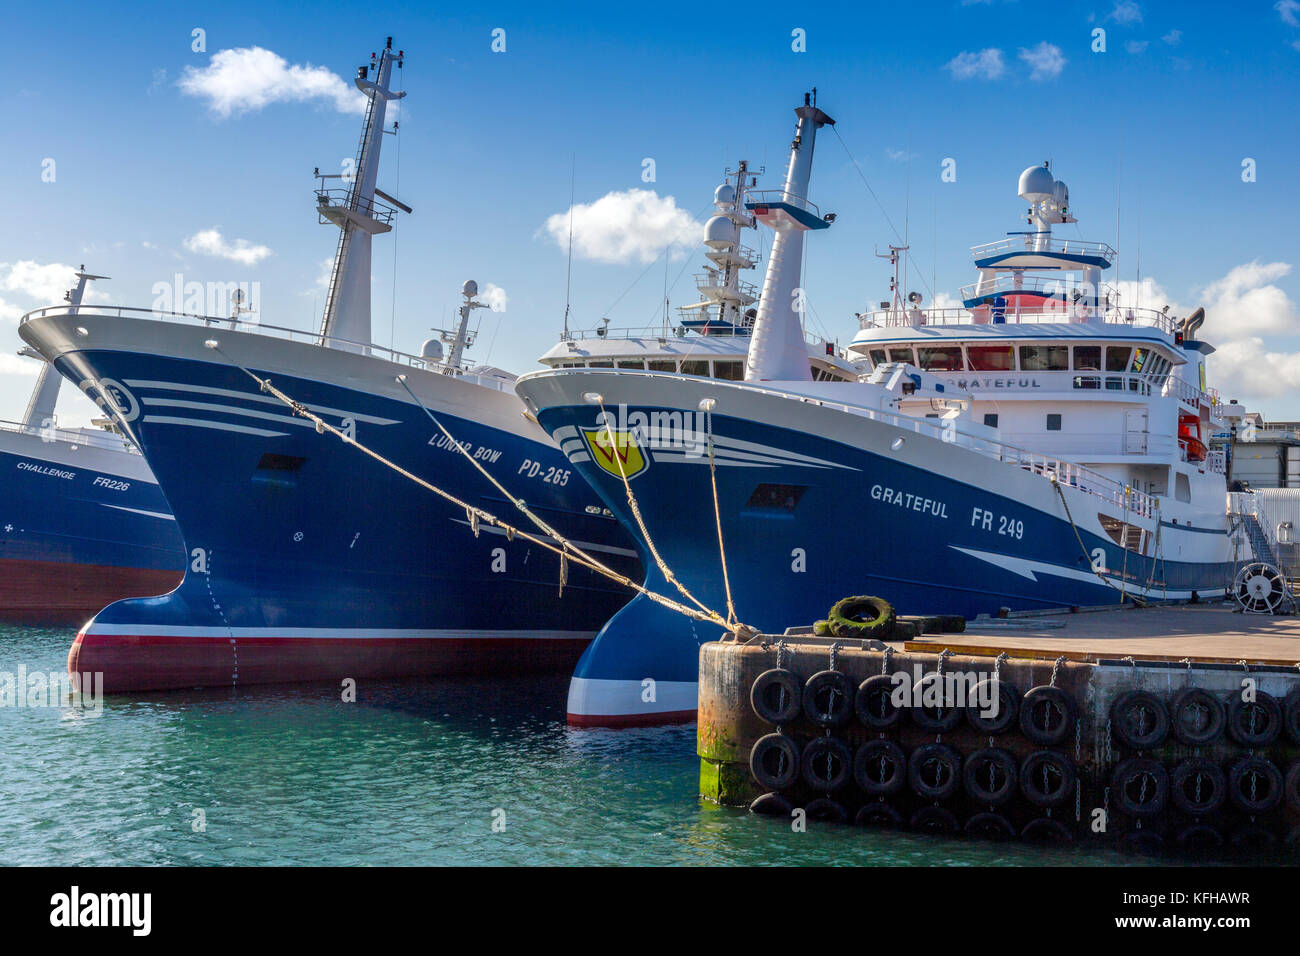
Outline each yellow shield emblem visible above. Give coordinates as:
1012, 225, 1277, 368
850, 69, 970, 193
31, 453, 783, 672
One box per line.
582, 427, 649, 480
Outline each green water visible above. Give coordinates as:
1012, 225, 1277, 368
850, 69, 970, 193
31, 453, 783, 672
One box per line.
0, 624, 1244, 866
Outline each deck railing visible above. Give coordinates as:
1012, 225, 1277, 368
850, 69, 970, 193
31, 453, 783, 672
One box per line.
18, 305, 516, 394
858, 305, 1180, 335
0, 417, 138, 453
970, 235, 1117, 262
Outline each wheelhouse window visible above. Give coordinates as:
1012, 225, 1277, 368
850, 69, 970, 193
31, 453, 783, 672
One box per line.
680, 360, 709, 377
888, 347, 915, 364
1020, 345, 1069, 371
713, 360, 743, 380
1073, 346, 1101, 371
967, 345, 1016, 371
1105, 346, 1131, 372
916, 346, 963, 371
1131, 348, 1149, 373
588, 360, 614, 368
869, 349, 887, 367
616, 359, 645, 369
647, 359, 677, 372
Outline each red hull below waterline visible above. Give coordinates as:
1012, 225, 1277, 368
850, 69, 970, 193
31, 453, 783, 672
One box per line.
0, 557, 183, 627
66, 632, 593, 693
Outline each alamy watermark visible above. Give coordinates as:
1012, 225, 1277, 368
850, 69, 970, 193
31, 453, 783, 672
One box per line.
0, 667, 103, 715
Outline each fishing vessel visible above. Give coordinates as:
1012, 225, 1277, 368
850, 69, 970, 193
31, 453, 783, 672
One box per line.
1, 268, 183, 624
515, 93, 1245, 726
19, 39, 640, 690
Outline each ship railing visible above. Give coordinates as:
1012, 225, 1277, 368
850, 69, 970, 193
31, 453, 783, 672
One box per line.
958, 275, 1121, 302
17, 305, 516, 394
558, 321, 843, 355
1206, 449, 1227, 475
0, 416, 138, 453
580, 369, 1157, 518
693, 273, 758, 299
743, 189, 821, 219
314, 189, 397, 226
970, 235, 1117, 261
1164, 375, 1222, 411
858, 304, 1179, 335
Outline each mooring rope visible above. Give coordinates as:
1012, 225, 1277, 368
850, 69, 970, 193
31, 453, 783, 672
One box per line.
1051, 476, 1148, 607
701, 403, 739, 627
591, 397, 735, 629
207, 347, 726, 626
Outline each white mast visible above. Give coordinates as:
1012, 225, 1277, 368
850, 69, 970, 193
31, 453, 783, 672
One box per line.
447, 280, 489, 371
744, 92, 835, 382
682, 162, 760, 331
20, 265, 106, 431
317, 38, 408, 349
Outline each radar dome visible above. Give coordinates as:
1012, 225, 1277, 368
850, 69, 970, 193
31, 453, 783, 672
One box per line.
461, 279, 478, 298
713, 183, 736, 208
1051, 179, 1069, 208
420, 338, 445, 362
1018, 165, 1056, 202
704, 215, 739, 248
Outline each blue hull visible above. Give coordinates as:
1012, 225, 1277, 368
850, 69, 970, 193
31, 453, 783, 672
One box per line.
531, 394, 1237, 723
0, 437, 184, 624
43, 348, 641, 689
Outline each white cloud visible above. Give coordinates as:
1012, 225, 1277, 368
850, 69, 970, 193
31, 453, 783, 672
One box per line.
0, 352, 40, 376
542, 189, 701, 265
1019, 42, 1066, 80
1126, 40, 1150, 54
945, 48, 1005, 81
0, 296, 22, 324
1201, 261, 1297, 335
183, 229, 273, 266
179, 47, 366, 117
0, 261, 111, 320
479, 283, 508, 312
1277, 0, 1300, 27
1162, 29, 1182, 45
1108, 1, 1143, 25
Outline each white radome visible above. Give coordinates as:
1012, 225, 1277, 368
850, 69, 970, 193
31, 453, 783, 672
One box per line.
1018, 164, 1056, 202
713, 183, 736, 208
461, 279, 478, 298
420, 338, 445, 361
704, 215, 739, 248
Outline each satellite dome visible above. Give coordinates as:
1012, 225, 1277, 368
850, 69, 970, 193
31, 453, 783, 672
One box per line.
461, 279, 478, 298
713, 183, 736, 208
1018, 164, 1056, 203
704, 214, 739, 248
1051, 179, 1069, 208
420, 338, 445, 362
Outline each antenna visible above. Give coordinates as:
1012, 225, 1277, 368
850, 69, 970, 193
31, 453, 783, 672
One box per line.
562, 155, 576, 338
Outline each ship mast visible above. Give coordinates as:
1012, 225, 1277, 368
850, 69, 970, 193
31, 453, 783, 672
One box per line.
20, 266, 106, 431
744, 92, 835, 382
316, 38, 409, 349
679, 163, 761, 332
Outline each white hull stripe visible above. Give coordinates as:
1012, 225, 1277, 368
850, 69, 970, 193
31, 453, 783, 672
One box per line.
123, 380, 399, 424
100, 503, 176, 521
141, 414, 288, 437
951, 545, 1227, 600
567, 676, 699, 716
85, 623, 596, 640
143, 396, 320, 430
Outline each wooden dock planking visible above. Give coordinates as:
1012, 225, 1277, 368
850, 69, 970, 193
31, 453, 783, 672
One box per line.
905, 604, 1300, 666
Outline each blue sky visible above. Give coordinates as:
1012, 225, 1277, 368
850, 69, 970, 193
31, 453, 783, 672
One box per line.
2, 0, 1298, 424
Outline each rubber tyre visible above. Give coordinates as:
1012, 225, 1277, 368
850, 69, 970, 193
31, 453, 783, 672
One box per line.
1021, 818, 1073, 844
1175, 823, 1224, 850
1019, 685, 1074, 746
1230, 825, 1277, 849
1169, 758, 1226, 816
910, 671, 964, 733
963, 747, 1018, 807
964, 812, 1015, 840
1111, 756, 1168, 818
750, 668, 801, 725
748, 792, 794, 817
853, 739, 907, 797
801, 736, 853, 793
1228, 756, 1283, 814
854, 802, 903, 827
966, 678, 1020, 735
1286, 762, 1300, 813
856, 674, 903, 730
1284, 687, 1300, 746
908, 743, 962, 801
802, 797, 849, 824
1227, 690, 1282, 747
1170, 687, 1226, 746
803, 670, 855, 728
909, 805, 959, 834
826, 595, 895, 640
1111, 690, 1170, 750
749, 733, 799, 791
1019, 750, 1076, 809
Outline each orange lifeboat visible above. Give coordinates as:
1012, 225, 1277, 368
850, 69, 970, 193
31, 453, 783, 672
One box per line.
1178, 413, 1208, 463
